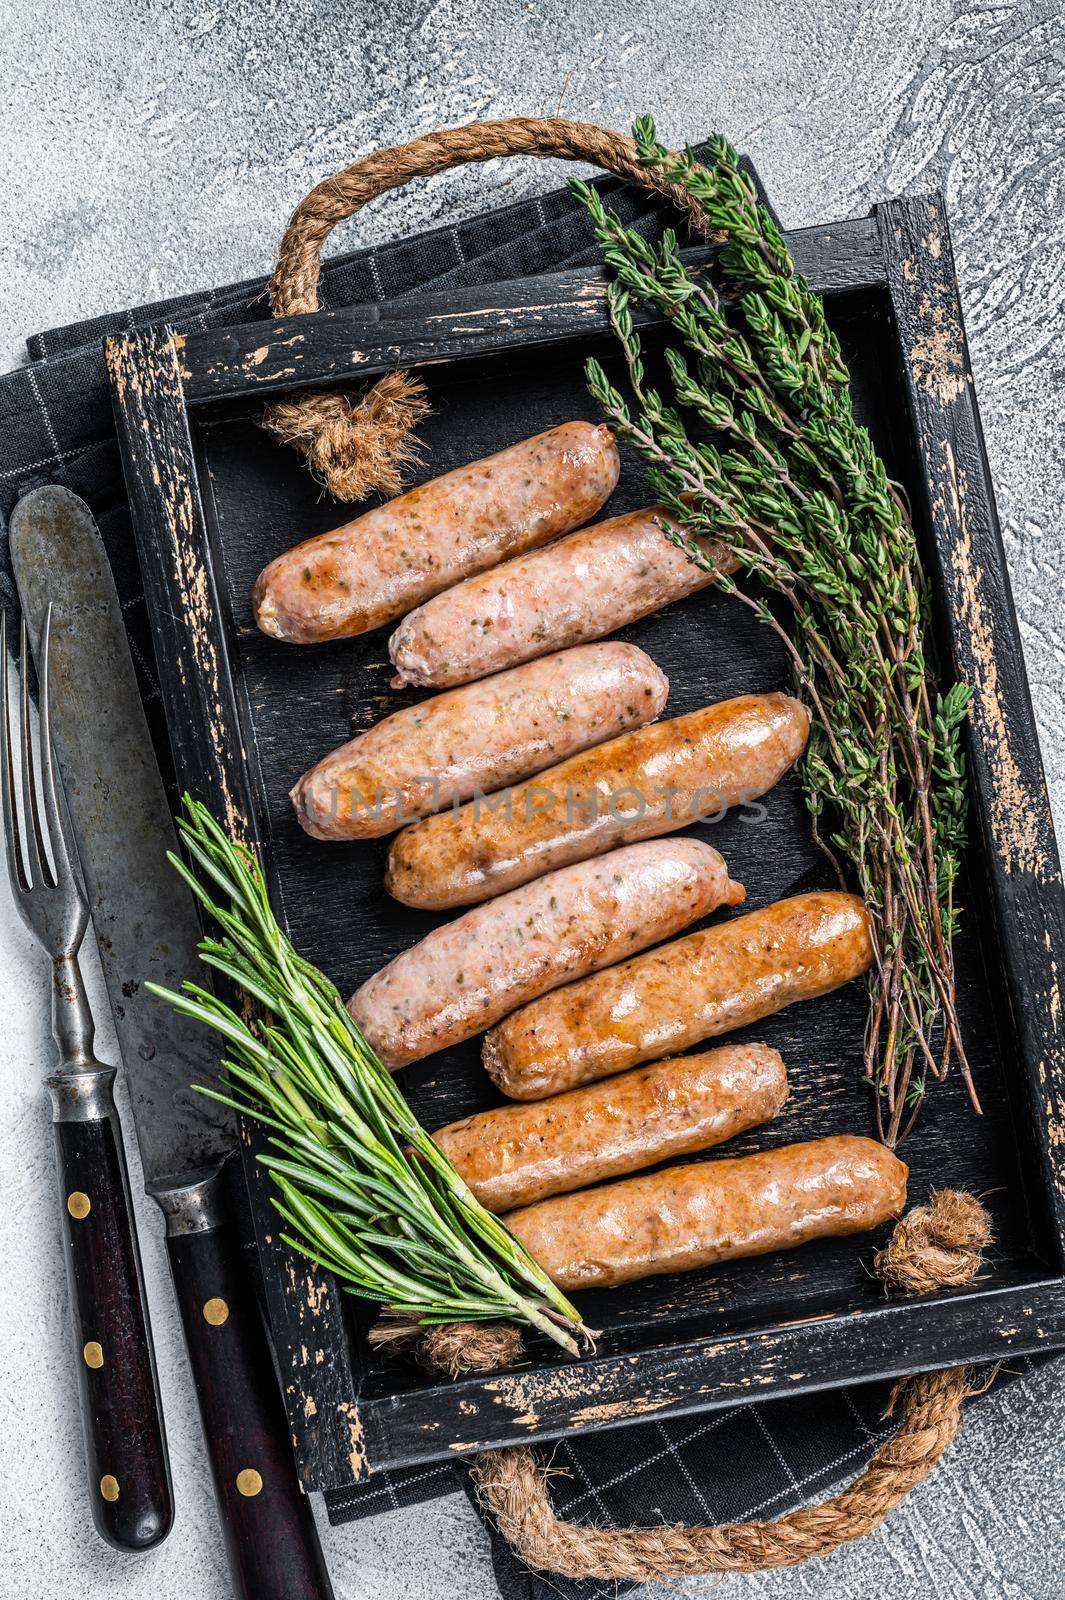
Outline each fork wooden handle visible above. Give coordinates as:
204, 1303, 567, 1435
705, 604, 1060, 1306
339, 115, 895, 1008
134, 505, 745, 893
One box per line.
49, 1068, 173, 1551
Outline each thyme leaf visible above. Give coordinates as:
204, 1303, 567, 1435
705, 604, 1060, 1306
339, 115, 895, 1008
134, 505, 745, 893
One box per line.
574, 121, 977, 1142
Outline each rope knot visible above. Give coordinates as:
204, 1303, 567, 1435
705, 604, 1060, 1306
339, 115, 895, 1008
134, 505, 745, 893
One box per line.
874, 1188, 991, 1296
262, 373, 430, 502
369, 1315, 523, 1379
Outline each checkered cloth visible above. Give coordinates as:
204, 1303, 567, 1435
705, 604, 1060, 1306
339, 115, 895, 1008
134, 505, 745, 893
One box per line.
329, 1381, 913, 1600
0, 148, 1032, 1600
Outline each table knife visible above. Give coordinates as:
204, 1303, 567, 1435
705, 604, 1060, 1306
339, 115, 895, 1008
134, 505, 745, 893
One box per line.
10, 486, 334, 1600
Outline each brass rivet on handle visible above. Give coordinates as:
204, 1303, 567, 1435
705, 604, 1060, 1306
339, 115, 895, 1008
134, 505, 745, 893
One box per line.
236, 1468, 263, 1498
83, 1341, 104, 1369
100, 1474, 120, 1503
67, 1191, 91, 1219
202, 1297, 230, 1326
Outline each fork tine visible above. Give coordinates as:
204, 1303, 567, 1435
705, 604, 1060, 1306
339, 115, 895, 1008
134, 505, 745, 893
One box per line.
19, 616, 50, 888
37, 606, 78, 894
0, 612, 29, 895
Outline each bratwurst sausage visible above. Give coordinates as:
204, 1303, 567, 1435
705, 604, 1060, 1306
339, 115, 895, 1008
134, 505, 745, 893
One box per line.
502, 1136, 908, 1291
254, 421, 619, 644
389, 504, 737, 688
433, 1041, 787, 1213
348, 838, 744, 1068
291, 643, 669, 841
386, 692, 809, 907
484, 891, 874, 1100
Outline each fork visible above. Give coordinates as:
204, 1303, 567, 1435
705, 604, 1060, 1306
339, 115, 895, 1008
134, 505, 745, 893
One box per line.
1, 608, 172, 1551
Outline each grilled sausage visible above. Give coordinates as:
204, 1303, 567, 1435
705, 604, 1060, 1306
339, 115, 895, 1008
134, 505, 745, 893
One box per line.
291, 643, 669, 841
254, 421, 619, 644
389, 504, 738, 688
348, 838, 744, 1069
386, 692, 810, 907
503, 1136, 908, 1291
484, 892, 874, 1100
434, 1042, 787, 1213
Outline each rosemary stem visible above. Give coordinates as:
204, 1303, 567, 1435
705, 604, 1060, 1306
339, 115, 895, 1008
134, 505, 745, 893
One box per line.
153, 797, 592, 1355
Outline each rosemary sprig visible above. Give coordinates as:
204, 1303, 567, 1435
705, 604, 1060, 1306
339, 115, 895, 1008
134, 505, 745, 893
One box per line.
148, 796, 591, 1355
572, 119, 977, 1142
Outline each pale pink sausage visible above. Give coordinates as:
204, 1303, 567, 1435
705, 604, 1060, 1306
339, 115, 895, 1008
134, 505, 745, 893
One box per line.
389, 504, 737, 688
347, 838, 745, 1068
254, 421, 620, 644
291, 643, 669, 840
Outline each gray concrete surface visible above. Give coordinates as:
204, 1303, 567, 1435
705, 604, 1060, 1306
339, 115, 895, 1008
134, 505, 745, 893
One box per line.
0, 1, 1061, 1595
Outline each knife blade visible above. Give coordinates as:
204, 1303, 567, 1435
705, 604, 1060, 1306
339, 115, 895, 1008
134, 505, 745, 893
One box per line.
10, 486, 333, 1600
10, 494, 234, 1190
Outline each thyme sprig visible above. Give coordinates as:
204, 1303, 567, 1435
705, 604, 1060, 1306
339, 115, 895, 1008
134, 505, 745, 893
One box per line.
573, 120, 976, 1142
148, 797, 591, 1355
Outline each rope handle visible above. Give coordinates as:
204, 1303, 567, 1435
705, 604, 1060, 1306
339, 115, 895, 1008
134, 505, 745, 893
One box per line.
268, 117, 710, 319
470, 1366, 978, 1578
263, 117, 716, 501
378, 1190, 994, 1580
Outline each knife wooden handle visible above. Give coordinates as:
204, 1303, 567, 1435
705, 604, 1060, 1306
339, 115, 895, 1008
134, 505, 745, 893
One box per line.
158, 1168, 334, 1600
49, 1070, 173, 1551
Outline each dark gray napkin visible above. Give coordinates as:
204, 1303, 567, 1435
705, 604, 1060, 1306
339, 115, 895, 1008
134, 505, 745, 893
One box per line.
0, 149, 1025, 1600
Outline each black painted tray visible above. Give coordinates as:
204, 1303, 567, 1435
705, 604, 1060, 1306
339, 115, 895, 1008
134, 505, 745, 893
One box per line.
106, 195, 1065, 1494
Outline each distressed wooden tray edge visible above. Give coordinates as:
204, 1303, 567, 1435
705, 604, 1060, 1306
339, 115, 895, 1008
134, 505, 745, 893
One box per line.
105, 193, 1065, 1492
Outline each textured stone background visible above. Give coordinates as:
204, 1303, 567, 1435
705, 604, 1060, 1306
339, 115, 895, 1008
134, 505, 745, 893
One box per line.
0, 1, 1062, 1595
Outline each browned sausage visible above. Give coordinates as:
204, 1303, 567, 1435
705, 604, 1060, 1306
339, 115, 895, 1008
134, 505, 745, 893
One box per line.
503, 1136, 908, 1291
291, 643, 669, 840
386, 692, 810, 907
483, 892, 874, 1100
389, 503, 737, 688
348, 838, 745, 1068
253, 422, 619, 644
433, 1042, 787, 1212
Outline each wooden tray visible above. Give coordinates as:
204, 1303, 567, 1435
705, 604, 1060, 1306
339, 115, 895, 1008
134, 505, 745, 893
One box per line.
106, 195, 1065, 1494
